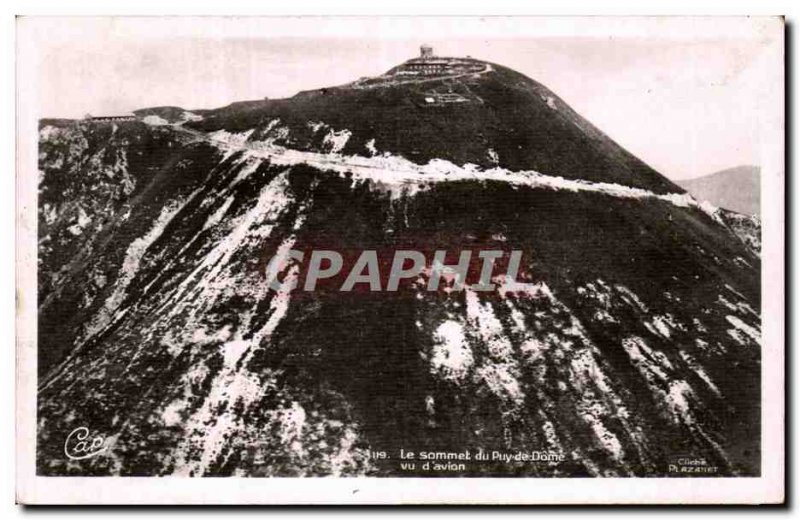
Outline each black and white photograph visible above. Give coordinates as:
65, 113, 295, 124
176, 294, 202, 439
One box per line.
14, 14, 785, 505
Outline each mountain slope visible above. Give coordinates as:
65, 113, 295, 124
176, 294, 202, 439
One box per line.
678, 165, 760, 216
36, 57, 760, 477
185, 60, 683, 194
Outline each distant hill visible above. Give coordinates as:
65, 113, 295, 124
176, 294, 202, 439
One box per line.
678, 165, 760, 215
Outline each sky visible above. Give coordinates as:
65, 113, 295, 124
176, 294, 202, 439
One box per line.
20, 17, 781, 180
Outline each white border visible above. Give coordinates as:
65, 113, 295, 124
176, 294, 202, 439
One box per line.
15, 15, 785, 505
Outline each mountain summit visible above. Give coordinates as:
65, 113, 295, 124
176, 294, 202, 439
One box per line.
180, 46, 683, 194
37, 48, 760, 477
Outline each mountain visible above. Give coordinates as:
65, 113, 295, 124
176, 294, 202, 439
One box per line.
678, 165, 760, 216
36, 53, 760, 477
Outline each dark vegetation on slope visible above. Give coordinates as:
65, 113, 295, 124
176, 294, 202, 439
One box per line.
35, 57, 758, 477
37, 122, 760, 475
254, 169, 759, 476
37, 120, 212, 376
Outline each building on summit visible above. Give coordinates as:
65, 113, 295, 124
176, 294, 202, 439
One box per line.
391, 46, 488, 76
83, 113, 137, 123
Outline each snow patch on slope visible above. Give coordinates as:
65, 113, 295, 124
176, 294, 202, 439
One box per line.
83, 196, 196, 340
725, 315, 761, 345
196, 127, 721, 216
322, 128, 352, 154
465, 290, 524, 406
430, 320, 473, 381
143, 115, 169, 126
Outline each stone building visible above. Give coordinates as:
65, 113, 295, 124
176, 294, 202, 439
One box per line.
390, 46, 488, 76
